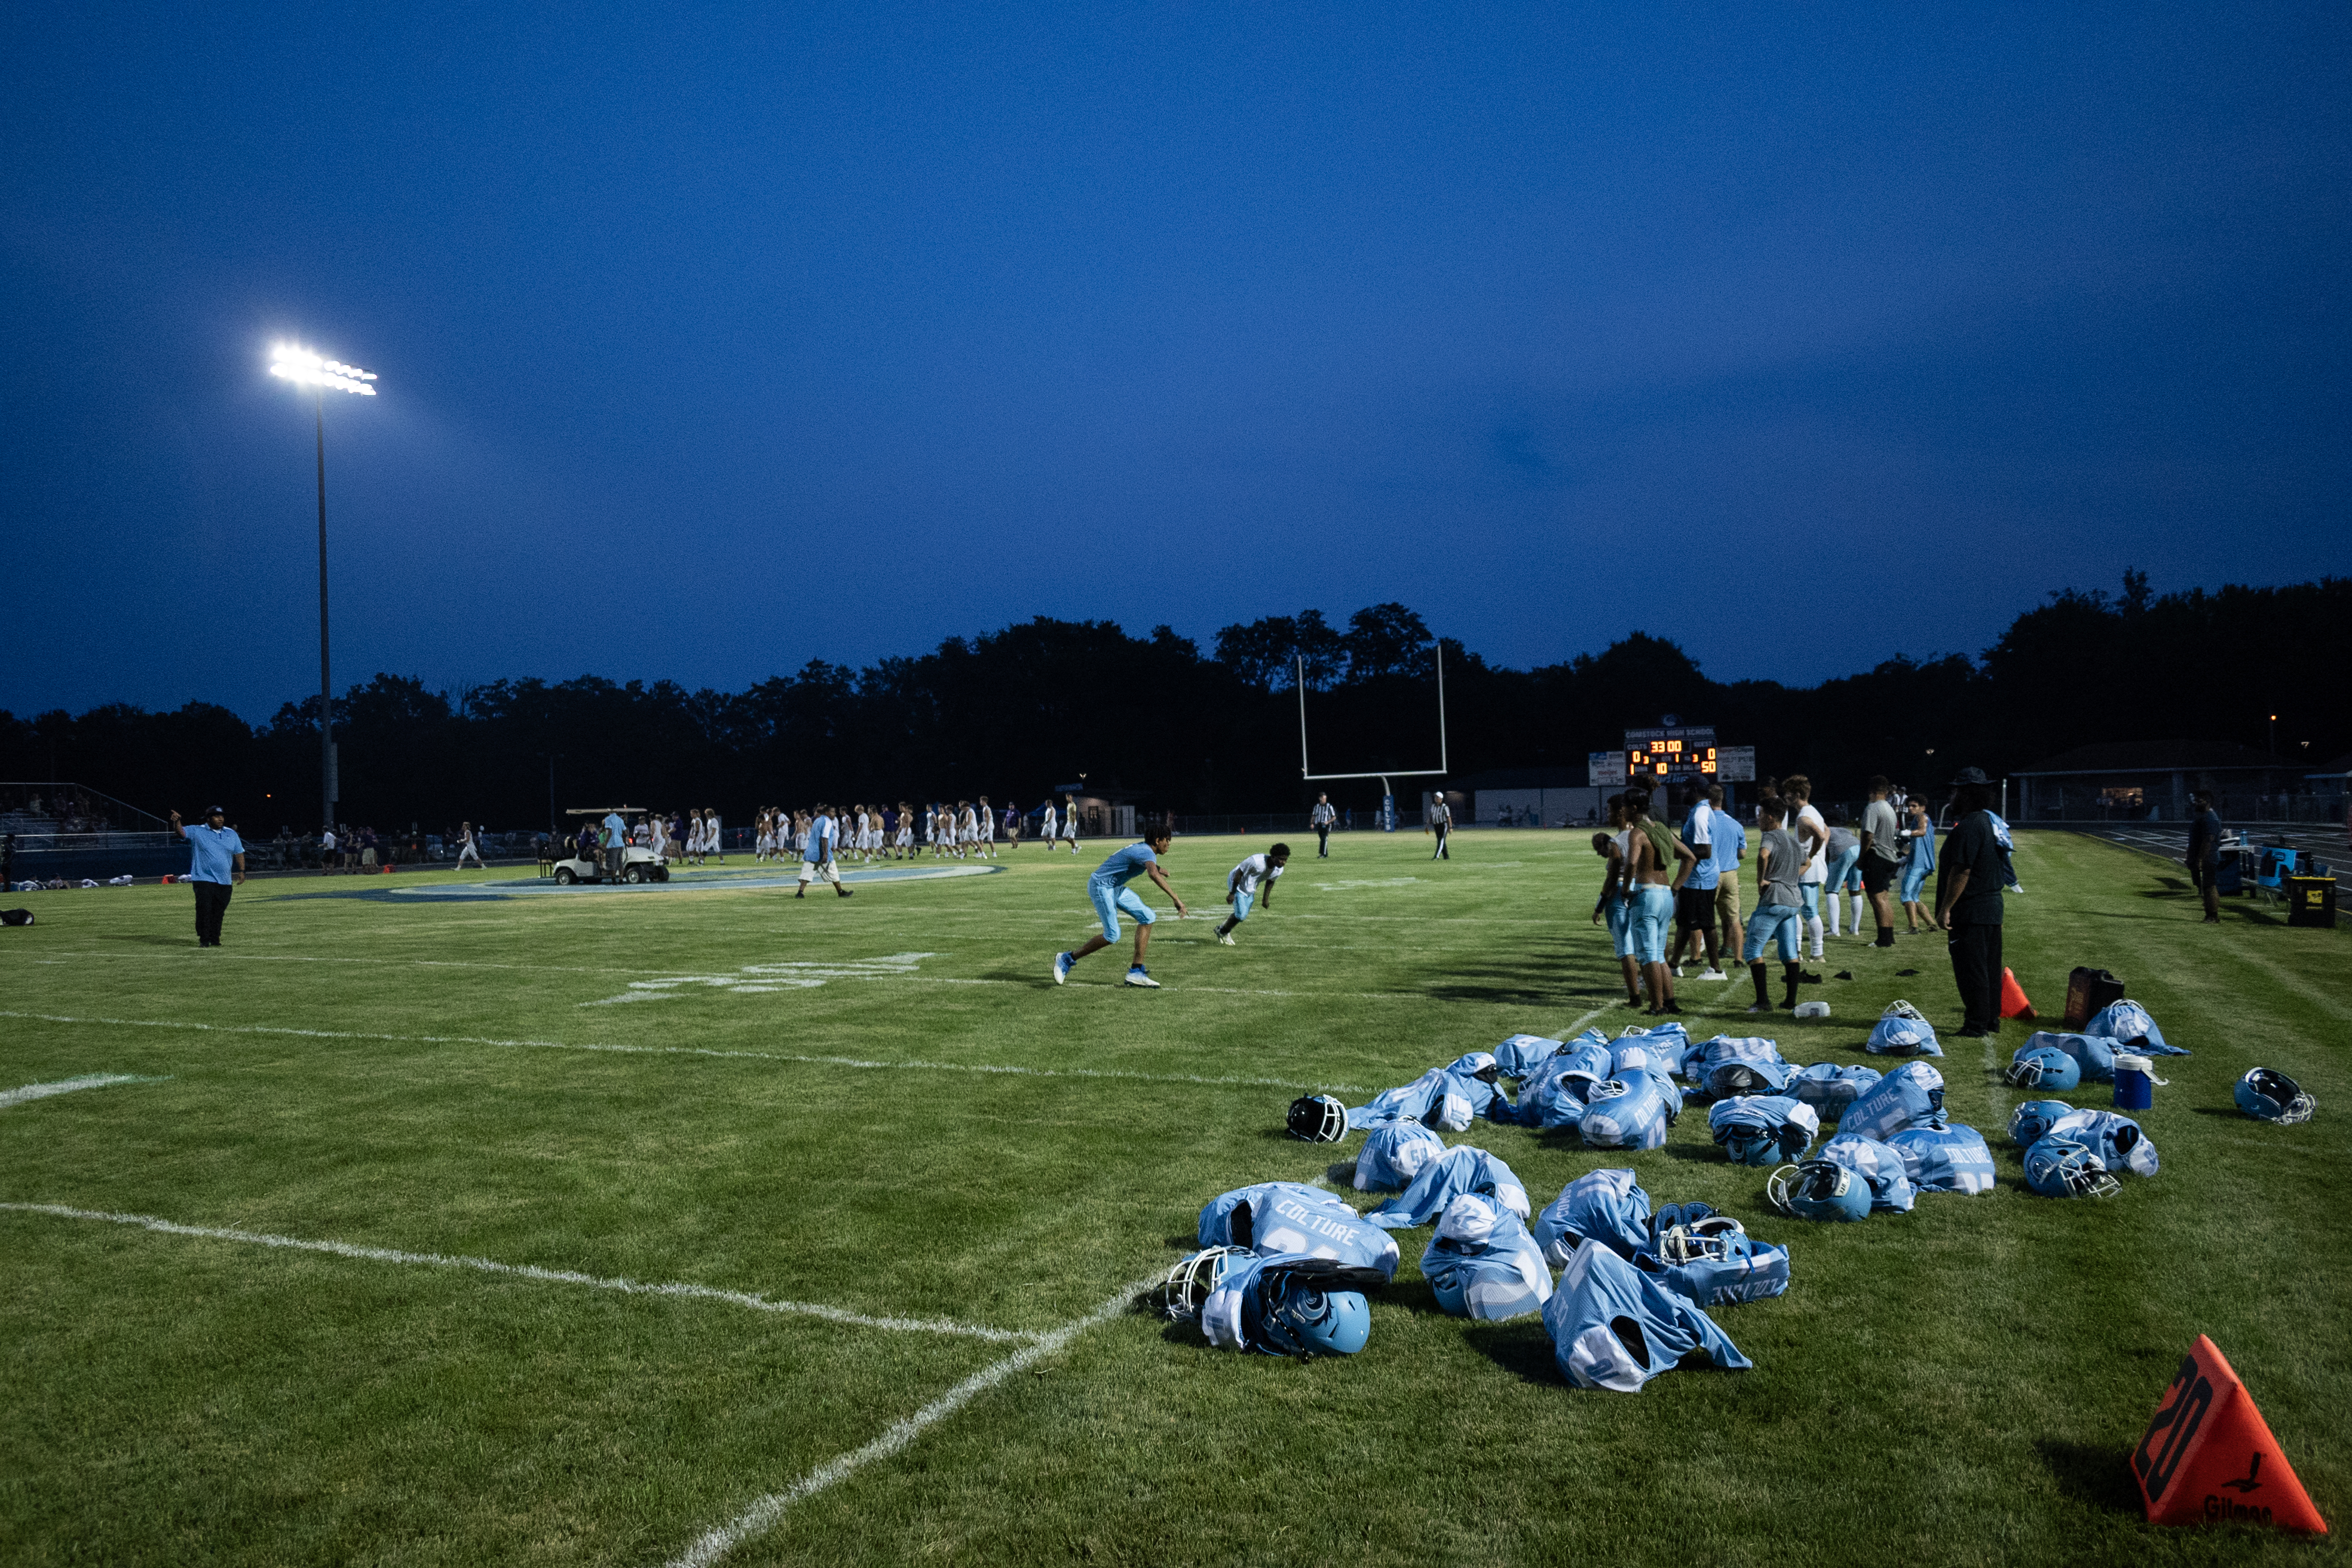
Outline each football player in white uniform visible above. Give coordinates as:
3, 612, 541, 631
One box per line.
1214, 844, 1290, 945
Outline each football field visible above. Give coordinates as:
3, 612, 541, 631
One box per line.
1, 831, 2342, 1565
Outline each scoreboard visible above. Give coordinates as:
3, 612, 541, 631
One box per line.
1589, 725, 1755, 786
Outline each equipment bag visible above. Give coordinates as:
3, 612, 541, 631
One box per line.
2064, 966, 2126, 1029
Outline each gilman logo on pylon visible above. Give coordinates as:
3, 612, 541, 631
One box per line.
2130, 1335, 2327, 1535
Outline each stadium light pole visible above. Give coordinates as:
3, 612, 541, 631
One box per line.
269, 343, 378, 837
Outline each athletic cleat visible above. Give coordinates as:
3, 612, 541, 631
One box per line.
1125, 966, 1161, 988
1218, 932, 1236, 945
1053, 951, 1074, 985
1699, 969, 1728, 981
1747, 1003, 1774, 1013
1672, 964, 1686, 978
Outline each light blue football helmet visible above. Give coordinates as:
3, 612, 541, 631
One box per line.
2024, 1135, 2120, 1199
1160, 1246, 1249, 1321
1768, 1160, 1873, 1222
2004, 1044, 2081, 1091
2010, 1099, 2075, 1147
2235, 1067, 2314, 1125
1252, 1268, 1373, 1357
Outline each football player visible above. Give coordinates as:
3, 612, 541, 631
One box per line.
1052, 826, 1188, 988
1213, 843, 1289, 945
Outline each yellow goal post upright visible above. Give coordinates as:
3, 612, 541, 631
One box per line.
1296, 641, 1448, 832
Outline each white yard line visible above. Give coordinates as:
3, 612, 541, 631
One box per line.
664, 1277, 1153, 1568
0, 1011, 1377, 1096
0, 1073, 163, 1110
0, 1202, 1040, 1344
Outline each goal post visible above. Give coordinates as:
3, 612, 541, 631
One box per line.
1296, 642, 1448, 831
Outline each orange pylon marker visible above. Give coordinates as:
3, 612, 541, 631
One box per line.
1999, 967, 2036, 1020
2133, 1336, 2328, 1533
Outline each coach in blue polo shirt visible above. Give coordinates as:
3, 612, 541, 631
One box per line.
170, 805, 246, 947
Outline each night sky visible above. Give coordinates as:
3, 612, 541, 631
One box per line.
5, 5, 2347, 720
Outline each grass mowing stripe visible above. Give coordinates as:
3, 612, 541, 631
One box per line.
0, 1202, 1042, 1343
0, 1073, 163, 1109
664, 1278, 1155, 1568
0, 1010, 1375, 1094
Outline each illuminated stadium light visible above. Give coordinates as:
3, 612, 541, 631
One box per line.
270, 342, 378, 395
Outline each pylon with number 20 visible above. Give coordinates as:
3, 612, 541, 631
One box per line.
2132, 1336, 2326, 1532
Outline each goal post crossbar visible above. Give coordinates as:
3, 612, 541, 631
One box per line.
1296, 641, 1448, 785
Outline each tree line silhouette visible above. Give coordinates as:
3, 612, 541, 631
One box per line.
4, 574, 2343, 833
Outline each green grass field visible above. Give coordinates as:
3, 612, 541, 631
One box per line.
1, 830, 2344, 1566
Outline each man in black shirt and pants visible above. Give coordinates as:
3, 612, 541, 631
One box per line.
1935, 767, 2012, 1039
2186, 791, 2224, 924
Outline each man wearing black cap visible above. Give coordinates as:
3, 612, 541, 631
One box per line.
1933, 768, 2011, 1037
169, 806, 246, 947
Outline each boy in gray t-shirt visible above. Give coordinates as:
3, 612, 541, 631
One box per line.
1742, 800, 1810, 1013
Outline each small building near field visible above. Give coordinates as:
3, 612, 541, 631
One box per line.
1459, 768, 1604, 828
2011, 740, 2285, 822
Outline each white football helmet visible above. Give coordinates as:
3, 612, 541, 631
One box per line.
1657, 1214, 1747, 1265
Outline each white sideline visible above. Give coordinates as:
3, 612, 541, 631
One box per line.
0, 1012, 1376, 1096
664, 1277, 1153, 1568
0, 1073, 161, 1109
0, 1202, 1042, 1344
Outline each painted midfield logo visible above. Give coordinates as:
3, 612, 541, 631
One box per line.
581, 953, 941, 1006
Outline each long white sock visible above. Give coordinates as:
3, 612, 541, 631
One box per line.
1827, 898, 1843, 938
1851, 892, 1867, 932
1806, 915, 1824, 958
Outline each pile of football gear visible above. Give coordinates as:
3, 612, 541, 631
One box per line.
1864, 1000, 1943, 1056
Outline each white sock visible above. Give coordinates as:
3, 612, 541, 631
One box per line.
1851, 892, 1867, 931
1826, 899, 1843, 938
1806, 915, 1824, 957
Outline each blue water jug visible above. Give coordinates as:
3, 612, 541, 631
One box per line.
2112, 1052, 2156, 1111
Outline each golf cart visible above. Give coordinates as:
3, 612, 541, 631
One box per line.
551, 807, 670, 884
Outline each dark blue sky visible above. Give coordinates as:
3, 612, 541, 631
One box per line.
6, 4, 2347, 721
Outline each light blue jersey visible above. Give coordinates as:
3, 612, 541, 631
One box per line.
1544, 1244, 1752, 1392
1708, 1095, 1820, 1166
1420, 1194, 1554, 1322
1837, 1061, 1946, 1140
1365, 1147, 1529, 1230
1866, 1012, 1944, 1056
1786, 1061, 1882, 1112
1580, 1073, 1675, 1150
803, 813, 835, 862
1500, 1046, 1606, 1129
1532, 1168, 1652, 1266
1885, 1123, 1998, 1193
1494, 1033, 1566, 1078
1615, 1021, 1693, 1077
1817, 1132, 1917, 1212
1635, 1231, 1790, 1307
2045, 1108, 2160, 1177
2083, 1000, 2185, 1055
1690, 1036, 1793, 1098
1352, 1121, 1447, 1192
1196, 1183, 1401, 1279
1347, 1067, 1492, 1132
1089, 841, 1159, 888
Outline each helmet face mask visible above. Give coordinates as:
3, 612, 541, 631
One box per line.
1287, 1094, 1348, 1143
2026, 1136, 2121, 1199
1658, 1215, 1746, 1265
2237, 1067, 2316, 1125
2004, 1045, 2081, 1091
1883, 1000, 1927, 1023
1160, 1246, 1248, 1321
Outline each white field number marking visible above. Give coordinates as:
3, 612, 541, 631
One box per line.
581, 953, 941, 1006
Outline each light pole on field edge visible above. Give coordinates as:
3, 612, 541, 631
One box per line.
270, 344, 378, 835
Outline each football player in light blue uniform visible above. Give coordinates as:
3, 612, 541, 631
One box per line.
1817, 1131, 1917, 1212
1352, 1120, 1447, 1192
1365, 1146, 1529, 1230
1865, 1002, 1943, 1056
1420, 1193, 1554, 1321
1787, 1061, 1882, 1113
1346, 1066, 1492, 1132
2043, 1107, 2159, 1177
1580, 1072, 1677, 1150
1838, 1061, 1946, 1141
1708, 1095, 1821, 1166
2084, 999, 2185, 1055
1532, 1168, 1652, 1266
1197, 1182, 1401, 1279
1054, 828, 1188, 988
1544, 1243, 1752, 1392
1885, 1123, 1998, 1193
1199, 1253, 1388, 1356
1690, 1036, 1794, 1098
2020, 1030, 2120, 1083
1634, 1215, 1790, 1307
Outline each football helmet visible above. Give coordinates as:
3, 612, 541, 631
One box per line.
1767, 1160, 1872, 1222
1251, 1266, 1374, 1357
1649, 1199, 1720, 1242
1882, 1000, 1927, 1022
2009, 1099, 2074, 1147
1448, 1051, 1502, 1085
2004, 1044, 2081, 1091
1160, 1246, 1248, 1321
1656, 1214, 1748, 1265
2024, 1135, 2120, 1199
2235, 1067, 2314, 1125
1287, 1093, 1348, 1143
